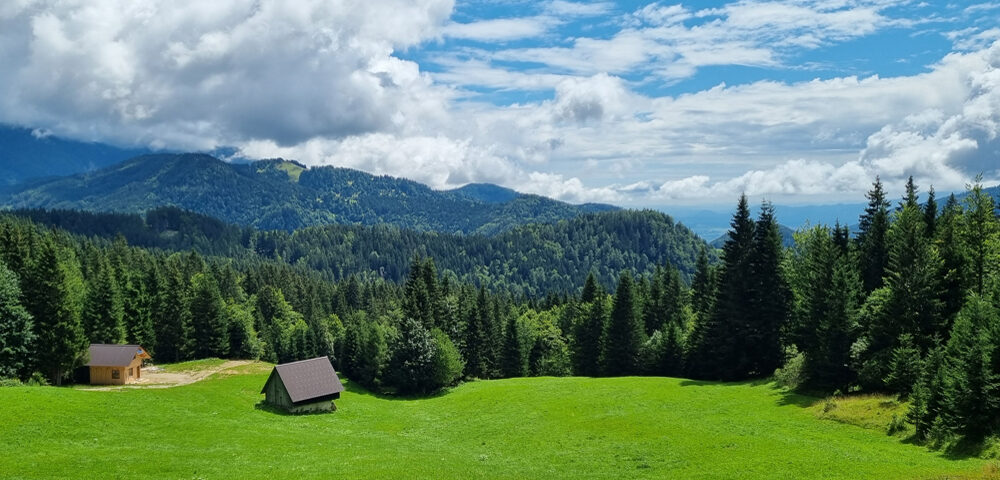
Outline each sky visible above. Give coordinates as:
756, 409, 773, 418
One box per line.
0, 0, 998, 208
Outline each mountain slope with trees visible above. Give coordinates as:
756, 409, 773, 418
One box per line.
0, 154, 617, 233
10, 207, 712, 296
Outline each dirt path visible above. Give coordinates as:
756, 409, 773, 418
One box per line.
82, 360, 257, 391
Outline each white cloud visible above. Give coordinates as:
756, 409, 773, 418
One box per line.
442, 17, 552, 42
545, 1, 615, 17
0, 0, 455, 149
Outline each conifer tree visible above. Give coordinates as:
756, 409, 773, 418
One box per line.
501, 315, 526, 378
960, 177, 1000, 296
603, 271, 643, 376
23, 239, 86, 384
689, 194, 755, 380
81, 258, 126, 344
746, 202, 789, 376
463, 287, 495, 379
0, 261, 34, 379
857, 177, 891, 294
924, 186, 938, 238
187, 273, 229, 359
690, 246, 715, 322
942, 295, 1000, 439
936, 194, 967, 325
580, 271, 600, 304
152, 263, 188, 362
574, 294, 607, 376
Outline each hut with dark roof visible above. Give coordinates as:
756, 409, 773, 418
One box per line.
260, 357, 345, 413
85, 344, 151, 385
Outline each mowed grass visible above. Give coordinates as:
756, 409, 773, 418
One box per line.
0, 369, 988, 480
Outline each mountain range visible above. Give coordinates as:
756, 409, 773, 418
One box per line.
0, 153, 616, 234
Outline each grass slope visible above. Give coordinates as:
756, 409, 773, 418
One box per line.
0, 370, 986, 479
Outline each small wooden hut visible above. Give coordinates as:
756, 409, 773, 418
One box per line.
260, 357, 345, 413
85, 344, 151, 385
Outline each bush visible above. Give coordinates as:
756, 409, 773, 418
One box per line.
0, 377, 23, 387
774, 350, 807, 390
430, 329, 464, 389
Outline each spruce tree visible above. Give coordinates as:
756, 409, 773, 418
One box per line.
574, 294, 607, 376
746, 202, 789, 376
603, 271, 643, 376
936, 194, 967, 326
81, 258, 126, 344
689, 194, 755, 380
463, 287, 495, 379
501, 315, 526, 378
942, 295, 1000, 438
152, 263, 188, 362
924, 186, 938, 238
690, 246, 715, 322
581, 271, 601, 304
23, 239, 86, 384
187, 273, 229, 359
960, 178, 1000, 296
857, 177, 891, 294
0, 261, 34, 379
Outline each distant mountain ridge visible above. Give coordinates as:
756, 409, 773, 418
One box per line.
0, 153, 618, 234
0, 124, 151, 185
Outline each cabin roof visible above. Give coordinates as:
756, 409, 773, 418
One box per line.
262, 357, 344, 403
85, 344, 150, 367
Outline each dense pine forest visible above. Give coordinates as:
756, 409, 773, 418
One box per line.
0, 176, 998, 446
11, 207, 709, 295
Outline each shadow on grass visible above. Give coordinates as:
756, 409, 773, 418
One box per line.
341, 379, 455, 402
677, 376, 824, 408
254, 401, 341, 416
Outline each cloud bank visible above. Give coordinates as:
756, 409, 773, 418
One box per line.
0, 1, 997, 206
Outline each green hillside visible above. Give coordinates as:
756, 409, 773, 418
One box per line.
0, 368, 986, 479
0, 154, 617, 233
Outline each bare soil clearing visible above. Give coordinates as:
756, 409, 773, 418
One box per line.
81, 360, 257, 391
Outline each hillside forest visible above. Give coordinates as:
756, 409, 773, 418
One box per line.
0, 176, 998, 446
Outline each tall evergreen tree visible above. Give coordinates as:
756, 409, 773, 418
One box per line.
941, 295, 1000, 438
81, 258, 126, 344
603, 271, 643, 376
936, 194, 967, 326
0, 261, 34, 379
580, 271, 600, 303
960, 178, 1000, 296
464, 287, 496, 379
689, 194, 755, 380
23, 239, 86, 384
924, 186, 938, 238
187, 273, 229, 359
746, 202, 790, 376
501, 315, 526, 378
857, 177, 891, 294
574, 294, 607, 376
152, 262, 188, 362
690, 246, 715, 323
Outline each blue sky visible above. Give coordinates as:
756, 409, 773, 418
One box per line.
0, 0, 998, 207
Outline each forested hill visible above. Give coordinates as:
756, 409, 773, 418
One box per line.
10, 207, 713, 296
0, 153, 617, 233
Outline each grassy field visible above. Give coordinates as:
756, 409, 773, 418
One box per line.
0, 365, 990, 479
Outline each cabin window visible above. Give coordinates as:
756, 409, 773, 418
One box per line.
111, 369, 120, 380
129, 367, 133, 377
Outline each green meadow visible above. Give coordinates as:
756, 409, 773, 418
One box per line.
0, 364, 990, 479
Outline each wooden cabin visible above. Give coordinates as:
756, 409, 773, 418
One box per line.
85, 344, 151, 385
261, 357, 345, 413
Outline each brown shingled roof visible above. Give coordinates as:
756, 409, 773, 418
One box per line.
85, 344, 150, 367
263, 357, 345, 404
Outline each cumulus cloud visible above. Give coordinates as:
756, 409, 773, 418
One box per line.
0, 0, 454, 149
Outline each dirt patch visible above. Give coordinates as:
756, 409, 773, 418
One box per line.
82, 360, 257, 391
